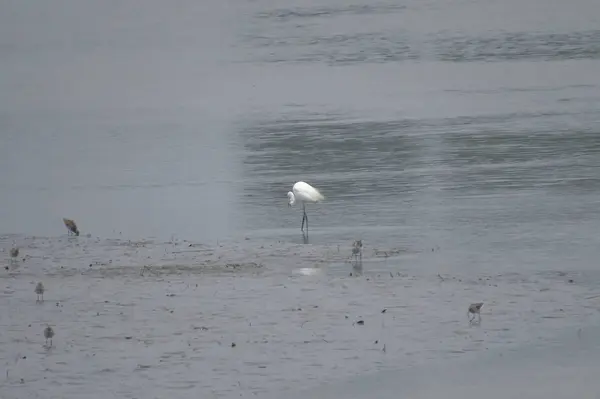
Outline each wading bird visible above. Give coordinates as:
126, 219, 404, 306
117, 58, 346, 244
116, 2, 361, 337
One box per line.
63, 218, 80, 236
44, 325, 54, 347
9, 244, 19, 264
351, 240, 362, 261
468, 302, 483, 322
287, 181, 325, 233
35, 282, 45, 302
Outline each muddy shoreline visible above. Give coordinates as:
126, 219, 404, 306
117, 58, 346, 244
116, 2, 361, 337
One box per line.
2, 234, 598, 398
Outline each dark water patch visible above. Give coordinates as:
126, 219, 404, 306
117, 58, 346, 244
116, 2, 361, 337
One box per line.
435, 30, 600, 62
244, 25, 600, 65
255, 3, 406, 22
445, 83, 598, 94
240, 113, 600, 210
244, 30, 418, 65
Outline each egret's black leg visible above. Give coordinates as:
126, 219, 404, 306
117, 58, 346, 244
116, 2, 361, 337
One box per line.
303, 203, 308, 233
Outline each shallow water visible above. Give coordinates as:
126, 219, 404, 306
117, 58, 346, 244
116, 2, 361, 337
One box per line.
284, 322, 600, 399
1, 0, 600, 397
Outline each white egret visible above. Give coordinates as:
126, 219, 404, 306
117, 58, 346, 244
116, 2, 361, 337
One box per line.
287, 181, 325, 233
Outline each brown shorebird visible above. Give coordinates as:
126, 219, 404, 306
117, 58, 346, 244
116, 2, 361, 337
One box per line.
44, 325, 54, 346
63, 218, 80, 236
9, 246, 19, 263
468, 302, 483, 322
350, 240, 363, 261
35, 282, 45, 302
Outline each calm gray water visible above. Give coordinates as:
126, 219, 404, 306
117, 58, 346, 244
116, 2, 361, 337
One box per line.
1, 0, 600, 397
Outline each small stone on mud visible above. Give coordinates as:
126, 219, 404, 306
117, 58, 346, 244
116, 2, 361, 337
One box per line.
381, 309, 387, 313
231, 342, 236, 348
125, 336, 133, 340
356, 320, 364, 325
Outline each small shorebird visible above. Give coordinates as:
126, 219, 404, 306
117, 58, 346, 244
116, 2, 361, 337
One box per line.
9, 246, 19, 264
44, 325, 54, 346
468, 302, 483, 322
351, 240, 362, 261
63, 218, 80, 236
35, 282, 45, 302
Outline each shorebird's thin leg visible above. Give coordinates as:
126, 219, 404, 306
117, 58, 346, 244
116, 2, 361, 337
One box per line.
303, 203, 308, 233
300, 203, 306, 232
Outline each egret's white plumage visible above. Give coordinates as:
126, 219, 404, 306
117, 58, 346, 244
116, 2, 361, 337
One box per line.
287, 181, 325, 233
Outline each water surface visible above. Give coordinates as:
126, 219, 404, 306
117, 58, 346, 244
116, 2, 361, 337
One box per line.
1, 0, 600, 397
